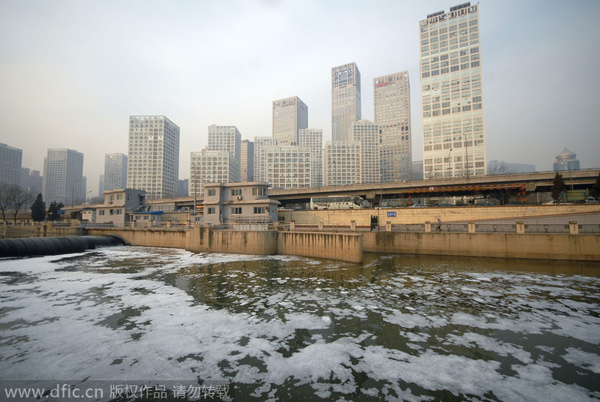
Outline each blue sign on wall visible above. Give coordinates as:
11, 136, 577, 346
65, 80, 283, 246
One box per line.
387, 211, 397, 217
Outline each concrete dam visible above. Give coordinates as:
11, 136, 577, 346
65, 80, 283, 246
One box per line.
0, 236, 126, 258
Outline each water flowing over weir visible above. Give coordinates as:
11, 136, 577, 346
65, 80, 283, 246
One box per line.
0, 236, 126, 257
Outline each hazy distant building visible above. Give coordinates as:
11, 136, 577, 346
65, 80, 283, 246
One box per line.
324, 141, 361, 186
299, 129, 323, 188
332, 62, 361, 142
420, 3, 487, 179
241, 139, 254, 182
178, 179, 189, 197
127, 115, 180, 199
0, 143, 23, 186
412, 161, 424, 181
190, 150, 239, 196
29, 170, 43, 197
42, 148, 84, 205
272, 96, 308, 146
98, 174, 104, 197
488, 160, 536, 175
104, 153, 128, 191
374, 71, 412, 182
351, 120, 381, 185
553, 148, 580, 171
20, 167, 30, 191
253, 137, 279, 184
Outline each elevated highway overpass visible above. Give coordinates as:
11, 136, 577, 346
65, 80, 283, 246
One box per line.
144, 169, 599, 211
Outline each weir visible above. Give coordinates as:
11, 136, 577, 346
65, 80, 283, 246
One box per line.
0, 235, 126, 257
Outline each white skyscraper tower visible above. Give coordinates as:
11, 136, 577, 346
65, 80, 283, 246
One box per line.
127, 115, 180, 199
420, 3, 486, 179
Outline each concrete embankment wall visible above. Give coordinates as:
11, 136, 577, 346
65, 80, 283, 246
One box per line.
186, 227, 278, 255
90, 227, 363, 263
279, 204, 600, 226
363, 232, 600, 261
278, 232, 363, 263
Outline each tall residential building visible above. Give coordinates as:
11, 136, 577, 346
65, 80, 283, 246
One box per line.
104, 153, 128, 191
208, 125, 241, 164
241, 139, 255, 182
0, 143, 23, 186
374, 71, 412, 182
332, 62, 361, 142
351, 120, 381, 185
42, 148, 84, 205
299, 129, 323, 188
261, 145, 312, 190
20, 168, 30, 191
127, 115, 180, 199
190, 150, 239, 196
190, 125, 242, 196
420, 3, 486, 179
253, 137, 279, 183
272, 96, 308, 146
324, 141, 361, 186
178, 179, 189, 197
553, 148, 580, 171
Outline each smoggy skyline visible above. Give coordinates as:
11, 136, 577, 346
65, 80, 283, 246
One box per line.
1, 0, 599, 195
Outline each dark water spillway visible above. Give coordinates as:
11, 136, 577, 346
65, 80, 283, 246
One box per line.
0, 235, 125, 257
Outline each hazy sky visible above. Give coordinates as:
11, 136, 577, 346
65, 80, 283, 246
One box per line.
1, 0, 599, 196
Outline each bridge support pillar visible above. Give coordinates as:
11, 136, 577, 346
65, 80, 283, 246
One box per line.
569, 221, 579, 235
516, 221, 525, 234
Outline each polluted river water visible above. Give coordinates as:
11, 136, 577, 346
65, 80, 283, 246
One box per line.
0, 246, 599, 401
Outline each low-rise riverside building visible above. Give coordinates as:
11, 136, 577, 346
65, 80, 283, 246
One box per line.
202, 182, 279, 225
95, 189, 147, 227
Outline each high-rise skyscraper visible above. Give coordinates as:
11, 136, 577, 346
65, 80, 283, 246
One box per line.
42, 148, 84, 205
332, 62, 361, 142
241, 139, 255, 182
299, 129, 323, 188
553, 148, 580, 171
272, 96, 308, 146
261, 145, 312, 190
351, 120, 381, 185
208, 125, 241, 165
374, 71, 412, 182
127, 116, 180, 199
104, 153, 128, 191
0, 143, 23, 187
420, 3, 486, 179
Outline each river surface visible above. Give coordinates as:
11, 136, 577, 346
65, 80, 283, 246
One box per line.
0, 246, 599, 401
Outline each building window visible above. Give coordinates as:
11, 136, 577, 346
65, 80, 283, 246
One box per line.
99, 210, 105, 216
253, 207, 266, 214
231, 189, 242, 196
231, 207, 242, 215
207, 207, 215, 215
208, 189, 216, 197
252, 188, 267, 196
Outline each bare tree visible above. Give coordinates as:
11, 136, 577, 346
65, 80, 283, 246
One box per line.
0, 184, 33, 224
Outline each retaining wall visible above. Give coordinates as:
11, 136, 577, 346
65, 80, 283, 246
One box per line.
278, 231, 363, 263
363, 232, 600, 261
